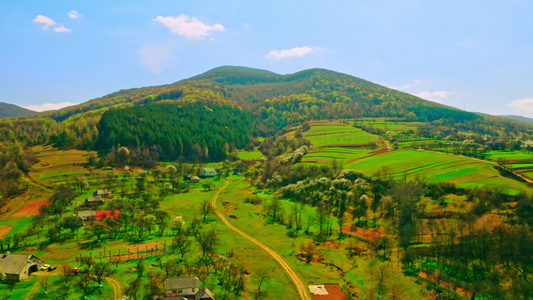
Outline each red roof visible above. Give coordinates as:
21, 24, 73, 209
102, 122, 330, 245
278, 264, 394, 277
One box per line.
95, 210, 120, 221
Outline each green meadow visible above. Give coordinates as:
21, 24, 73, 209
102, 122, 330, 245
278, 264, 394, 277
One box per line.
303, 121, 376, 147
345, 149, 532, 194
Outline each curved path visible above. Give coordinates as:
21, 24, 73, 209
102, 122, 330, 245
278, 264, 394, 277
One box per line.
211, 179, 311, 300
106, 277, 122, 300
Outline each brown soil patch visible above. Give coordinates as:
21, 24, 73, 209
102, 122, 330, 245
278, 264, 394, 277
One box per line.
229, 214, 238, 219
311, 283, 349, 300
12, 199, 49, 218
295, 253, 325, 264
124, 242, 164, 253
418, 272, 472, 297
0, 226, 13, 239
223, 202, 237, 210
322, 240, 341, 250
341, 225, 382, 241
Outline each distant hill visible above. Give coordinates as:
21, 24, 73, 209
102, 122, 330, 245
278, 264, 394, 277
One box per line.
0, 102, 36, 118
501, 115, 533, 124
2, 66, 532, 153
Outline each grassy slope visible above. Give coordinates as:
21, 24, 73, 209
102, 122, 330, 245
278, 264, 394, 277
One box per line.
0, 144, 431, 299
301, 120, 533, 195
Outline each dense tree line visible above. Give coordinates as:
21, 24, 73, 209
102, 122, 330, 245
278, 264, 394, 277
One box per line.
0, 142, 38, 204
97, 103, 254, 162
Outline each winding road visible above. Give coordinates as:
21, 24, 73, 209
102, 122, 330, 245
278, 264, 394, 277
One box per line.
211, 179, 311, 300
106, 276, 122, 300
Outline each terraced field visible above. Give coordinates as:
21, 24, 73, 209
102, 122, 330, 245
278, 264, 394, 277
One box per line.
345, 150, 532, 194
354, 119, 422, 132
303, 147, 374, 164
303, 121, 377, 147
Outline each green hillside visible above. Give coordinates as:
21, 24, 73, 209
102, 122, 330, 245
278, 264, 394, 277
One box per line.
1, 66, 532, 158
0, 102, 36, 118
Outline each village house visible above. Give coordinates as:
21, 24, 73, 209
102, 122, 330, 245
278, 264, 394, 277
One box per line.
233, 168, 240, 175
163, 276, 215, 299
200, 167, 217, 177
94, 189, 112, 198
85, 196, 105, 207
78, 210, 97, 221
0, 252, 44, 281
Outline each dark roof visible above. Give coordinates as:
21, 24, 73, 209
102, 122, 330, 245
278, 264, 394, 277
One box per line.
196, 287, 215, 299
0, 253, 42, 275
164, 276, 200, 290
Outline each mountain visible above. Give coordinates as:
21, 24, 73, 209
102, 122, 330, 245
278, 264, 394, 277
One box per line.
501, 115, 533, 124
0, 102, 36, 118
1, 66, 532, 154
31, 66, 472, 123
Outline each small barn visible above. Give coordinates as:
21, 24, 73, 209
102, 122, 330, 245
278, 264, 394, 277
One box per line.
164, 276, 200, 298
0, 252, 44, 281
85, 196, 105, 207
78, 210, 97, 221
200, 167, 217, 177
233, 168, 241, 175
94, 189, 112, 198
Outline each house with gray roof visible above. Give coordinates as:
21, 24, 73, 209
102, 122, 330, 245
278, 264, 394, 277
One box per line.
163, 276, 215, 299
94, 189, 112, 198
85, 196, 105, 207
78, 210, 97, 221
0, 252, 44, 281
200, 167, 216, 177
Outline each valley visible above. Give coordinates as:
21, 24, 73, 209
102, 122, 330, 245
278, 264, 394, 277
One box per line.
0, 67, 531, 299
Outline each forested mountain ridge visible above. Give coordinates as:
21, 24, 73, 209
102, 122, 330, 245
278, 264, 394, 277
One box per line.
1, 66, 532, 156
0, 102, 36, 118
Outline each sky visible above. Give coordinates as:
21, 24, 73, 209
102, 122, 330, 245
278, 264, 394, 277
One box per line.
1, 1, 533, 117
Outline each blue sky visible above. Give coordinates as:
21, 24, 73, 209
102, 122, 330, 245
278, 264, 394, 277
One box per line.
2, 1, 533, 117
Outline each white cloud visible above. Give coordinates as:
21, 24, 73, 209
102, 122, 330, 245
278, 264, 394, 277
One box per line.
33, 15, 57, 30
508, 98, 533, 112
266, 46, 318, 59
68, 10, 83, 19
389, 80, 421, 91
53, 25, 72, 33
414, 91, 451, 99
139, 43, 176, 73
413, 91, 453, 103
153, 14, 225, 39
23, 102, 78, 112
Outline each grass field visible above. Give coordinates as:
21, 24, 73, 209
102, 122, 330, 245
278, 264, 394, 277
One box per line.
303, 121, 377, 147
344, 149, 532, 194
238, 150, 264, 160
303, 147, 375, 164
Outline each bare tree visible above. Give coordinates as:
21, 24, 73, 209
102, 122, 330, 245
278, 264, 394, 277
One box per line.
91, 261, 112, 287
256, 267, 270, 295
196, 229, 219, 257
200, 200, 212, 222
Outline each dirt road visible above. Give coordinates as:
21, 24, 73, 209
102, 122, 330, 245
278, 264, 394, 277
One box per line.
106, 276, 122, 300
211, 179, 311, 300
